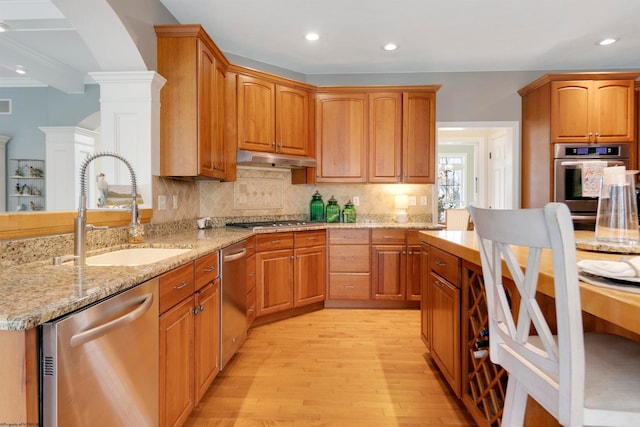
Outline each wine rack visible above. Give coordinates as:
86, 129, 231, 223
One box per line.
461, 261, 508, 427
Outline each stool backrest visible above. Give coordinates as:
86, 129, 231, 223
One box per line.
468, 203, 584, 425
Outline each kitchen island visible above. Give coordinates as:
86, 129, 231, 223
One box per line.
420, 229, 640, 427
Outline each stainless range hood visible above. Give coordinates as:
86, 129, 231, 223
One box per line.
236, 149, 317, 168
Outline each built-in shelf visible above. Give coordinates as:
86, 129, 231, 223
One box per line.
9, 159, 45, 211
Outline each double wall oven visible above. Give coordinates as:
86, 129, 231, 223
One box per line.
554, 142, 632, 224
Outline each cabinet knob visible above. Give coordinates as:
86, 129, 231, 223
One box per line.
199, 304, 205, 311
193, 307, 199, 315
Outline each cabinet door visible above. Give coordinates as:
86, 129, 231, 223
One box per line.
368, 92, 402, 183
256, 249, 294, 316
316, 93, 367, 182
406, 244, 422, 301
237, 74, 276, 152
160, 296, 195, 427
197, 40, 226, 179
430, 273, 461, 397
371, 244, 406, 300
592, 80, 635, 142
294, 245, 326, 307
194, 280, 220, 403
402, 91, 436, 183
551, 81, 592, 142
276, 85, 310, 156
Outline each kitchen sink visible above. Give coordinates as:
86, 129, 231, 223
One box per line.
82, 247, 191, 266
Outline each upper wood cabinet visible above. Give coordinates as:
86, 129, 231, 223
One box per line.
317, 87, 439, 184
316, 93, 368, 182
237, 74, 312, 156
155, 25, 231, 180
551, 79, 635, 143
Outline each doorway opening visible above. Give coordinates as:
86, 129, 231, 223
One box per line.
435, 121, 520, 223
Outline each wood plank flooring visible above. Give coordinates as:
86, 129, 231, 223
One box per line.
185, 309, 475, 426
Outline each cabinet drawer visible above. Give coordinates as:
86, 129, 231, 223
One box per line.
329, 229, 370, 245
429, 246, 460, 286
195, 251, 219, 290
295, 230, 326, 248
329, 245, 370, 272
329, 273, 370, 300
256, 232, 294, 251
371, 229, 406, 244
159, 262, 195, 313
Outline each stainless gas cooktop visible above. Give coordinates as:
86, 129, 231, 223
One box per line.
226, 221, 309, 229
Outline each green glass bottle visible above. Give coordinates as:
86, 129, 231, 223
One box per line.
325, 195, 340, 223
310, 190, 325, 222
343, 199, 356, 223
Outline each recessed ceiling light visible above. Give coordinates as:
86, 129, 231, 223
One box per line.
15, 65, 26, 75
305, 33, 319, 41
383, 43, 398, 51
598, 38, 617, 46
0, 22, 10, 32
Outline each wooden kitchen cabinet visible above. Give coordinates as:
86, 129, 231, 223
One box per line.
519, 72, 640, 209
159, 252, 221, 427
425, 245, 461, 397
256, 231, 326, 318
551, 79, 635, 143
328, 229, 371, 300
368, 91, 437, 183
155, 24, 231, 180
371, 230, 422, 301
420, 244, 430, 349
294, 230, 326, 307
246, 236, 257, 327
315, 92, 368, 182
237, 73, 312, 156
317, 87, 438, 184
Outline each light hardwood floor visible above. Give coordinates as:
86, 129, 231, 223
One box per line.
185, 309, 475, 426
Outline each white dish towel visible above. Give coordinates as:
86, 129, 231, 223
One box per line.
578, 256, 640, 278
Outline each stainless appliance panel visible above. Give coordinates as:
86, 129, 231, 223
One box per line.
553, 142, 631, 222
221, 240, 247, 369
41, 279, 159, 427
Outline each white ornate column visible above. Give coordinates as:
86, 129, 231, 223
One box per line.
0, 135, 9, 212
88, 71, 166, 210
41, 127, 98, 210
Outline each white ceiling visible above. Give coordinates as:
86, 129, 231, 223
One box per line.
2, 0, 640, 92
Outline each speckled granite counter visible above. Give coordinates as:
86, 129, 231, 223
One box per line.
0, 222, 441, 330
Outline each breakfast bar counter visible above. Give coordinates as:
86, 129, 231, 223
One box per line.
420, 229, 640, 337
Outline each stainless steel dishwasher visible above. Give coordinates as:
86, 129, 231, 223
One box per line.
41, 278, 159, 427
220, 240, 247, 369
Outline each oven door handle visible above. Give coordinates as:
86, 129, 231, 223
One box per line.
560, 160, 625, 167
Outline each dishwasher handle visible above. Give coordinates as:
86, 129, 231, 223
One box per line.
69, 293, 154, 347
223, 248, 247, 262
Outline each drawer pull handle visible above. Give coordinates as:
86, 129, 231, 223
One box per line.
434, 280, 445, 288
307, 237, 317, 241
248, 272, 255, 277
272, 240, 281, 244
344, 285, 355, 289
383, 236, 393, 239
343, 257, 355, 261
434, 261, 446, 267
174, 281, 190, 290
204, 265, 217, 272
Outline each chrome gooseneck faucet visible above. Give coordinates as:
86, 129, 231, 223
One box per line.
74, 151, 138, 266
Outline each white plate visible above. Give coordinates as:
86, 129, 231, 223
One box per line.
578, 268, 640, 284
579, 272, 640, 294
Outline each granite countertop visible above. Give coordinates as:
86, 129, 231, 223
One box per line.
0, 222, 442, 331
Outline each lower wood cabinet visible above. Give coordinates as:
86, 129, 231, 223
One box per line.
159, 252, 221, 427
371, 230, 422, 301
256, 230, 326, 318
424, 245, 462, 397
328, 229, 371, 300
